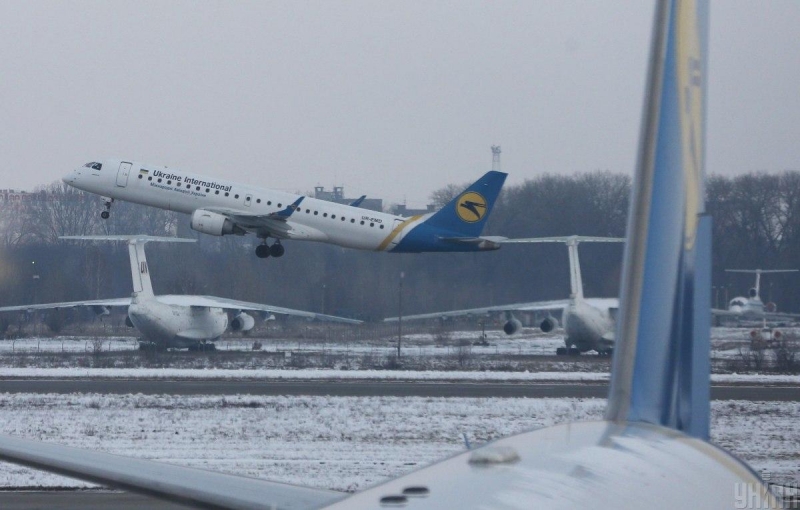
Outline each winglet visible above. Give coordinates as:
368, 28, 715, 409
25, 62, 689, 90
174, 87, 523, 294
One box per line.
349, 195, 367, 207
605, 0, 710, 439
273, 197, 305, 219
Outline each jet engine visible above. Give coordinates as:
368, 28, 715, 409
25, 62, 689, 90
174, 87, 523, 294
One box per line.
503, 317, 522, 335
540, 316, 559, 333
230, 312, 255, 332
91, 305, 110, 317
766, 302, 777, 313
748, 287, 758, 298
190, 210, 246, 236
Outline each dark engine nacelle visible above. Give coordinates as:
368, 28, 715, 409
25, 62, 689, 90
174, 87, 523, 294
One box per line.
748, 287, 758, 298
503, 318, 522, 335
191, 210, 246, 236
540, 316, 559, 333
230, 312, 255, 332
91, 305, 110, 317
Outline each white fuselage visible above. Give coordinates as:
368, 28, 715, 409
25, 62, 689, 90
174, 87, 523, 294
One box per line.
727, 296, 765, 320
561, 297, 616, 352
64, 159, 429, 252
128, 295, 228, 348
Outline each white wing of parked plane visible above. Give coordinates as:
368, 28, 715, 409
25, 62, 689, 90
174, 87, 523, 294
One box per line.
0, 297, 132, 313
384, 299, 570, 322
155, 295, 362, 324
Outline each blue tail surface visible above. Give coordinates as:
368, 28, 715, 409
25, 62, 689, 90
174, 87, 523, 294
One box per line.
606, 0, 710, 439
423, 171, 507, 238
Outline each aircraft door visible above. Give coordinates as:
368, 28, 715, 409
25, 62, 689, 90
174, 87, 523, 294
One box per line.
116, 162, 132, 187
388, 218, 405, 248
244, 194, 253, 207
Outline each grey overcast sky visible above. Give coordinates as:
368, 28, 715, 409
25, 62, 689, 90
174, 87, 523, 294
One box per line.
1, 1, 798, 207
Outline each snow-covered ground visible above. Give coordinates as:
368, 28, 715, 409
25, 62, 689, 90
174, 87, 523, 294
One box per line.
0, 394, 796, 490
0, 367, 798, 385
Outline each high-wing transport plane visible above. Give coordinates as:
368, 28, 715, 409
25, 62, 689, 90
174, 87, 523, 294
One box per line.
0, 236, 360, 350
387, 236, 624, 356
0, 1, 783, 508
63, 163, 507, 258
713, 268, 800, 323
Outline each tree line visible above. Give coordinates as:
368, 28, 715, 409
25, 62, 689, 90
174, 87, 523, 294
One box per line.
1, 172, 799, 321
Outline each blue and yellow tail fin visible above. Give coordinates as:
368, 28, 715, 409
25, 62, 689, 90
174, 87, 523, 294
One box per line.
423, 171, 507, 237
605, 0, 710, 439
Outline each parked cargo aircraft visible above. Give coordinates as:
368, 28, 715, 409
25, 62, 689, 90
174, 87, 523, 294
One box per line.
714, 268, 800, 322
63, 162, 507, 258
386, 236, 624, 356
0, 236, 360, 349
0, 1, 780, 508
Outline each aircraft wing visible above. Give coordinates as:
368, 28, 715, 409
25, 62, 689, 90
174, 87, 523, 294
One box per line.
0, 298, 132, 313
384, 299, 569, 322
201, 200, 322, 240
0, 434, 344, 510
155, 295, 362, 324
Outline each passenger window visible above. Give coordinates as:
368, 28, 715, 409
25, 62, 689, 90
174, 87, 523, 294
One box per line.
380, 225, 385, 229
138, 175, 143, 179
148, 177, 153, 181
167, 180, 171, 185
206, 188, 210, 193
331, 214, 336, 219
215, 190, 220, 195
360, 220, 365, 225
370, 223, 374, 227
314, 211, 318, 215
341, 217, 345, 221
235, 194, 239, 199
158, 178, 162, 183
351, 219, 355, 223
256, 199, 261, 204
186, 184, 191, 189
225, 192, 229, 197
268, 201, 272, 206
196, 186, 201, 191
278, 203, 282, 208
323, 213, 328, 217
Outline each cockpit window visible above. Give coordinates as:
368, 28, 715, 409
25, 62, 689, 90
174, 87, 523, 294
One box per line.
83, 162, 102, 170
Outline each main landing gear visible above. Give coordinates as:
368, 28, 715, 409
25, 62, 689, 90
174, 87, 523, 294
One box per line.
556, 347, 581, 356
100, 198, 114, 220
255, 239, 285, 259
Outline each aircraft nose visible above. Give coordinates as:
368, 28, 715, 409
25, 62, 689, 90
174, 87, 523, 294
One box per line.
62, 169, 78, 185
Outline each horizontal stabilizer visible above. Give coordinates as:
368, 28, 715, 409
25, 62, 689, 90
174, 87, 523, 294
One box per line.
501, 235, 625, 244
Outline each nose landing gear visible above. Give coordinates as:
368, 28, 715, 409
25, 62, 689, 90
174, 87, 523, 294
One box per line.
100, 198, 114, 219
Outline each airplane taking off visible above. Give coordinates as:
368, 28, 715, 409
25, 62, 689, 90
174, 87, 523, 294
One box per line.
0, 236, 360, 350
0, 1, 783, 508
714, 268, 800, 323
63, 162, 507, 258
386, 236, 624, 356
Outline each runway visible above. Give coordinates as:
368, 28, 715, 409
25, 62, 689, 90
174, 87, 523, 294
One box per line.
0, 378, 796, 401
